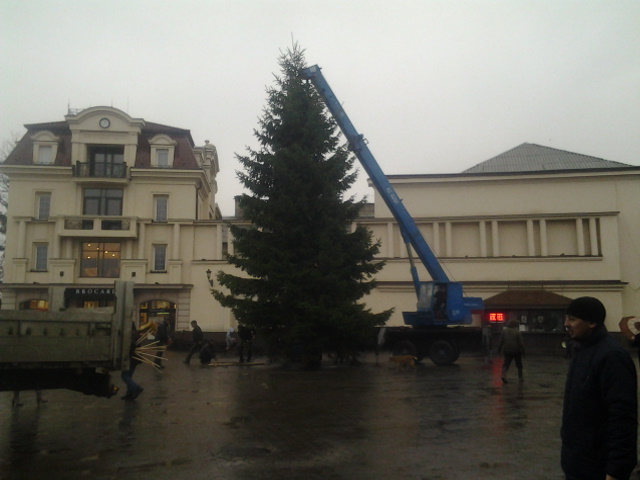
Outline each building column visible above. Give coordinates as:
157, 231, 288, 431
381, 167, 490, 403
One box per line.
576, 218, 585, 256
589, 217, 599, 255
432, 222, 440, 256
491, 220, 499, 257
172, 223, 180, 258
137, 222, 146, 258
479, 220, 487, 257
386, 222, 394, 257
17, 219, 26, 258
540, 219, 548, 256
527, 219, 535, 256
445, 222, 452, 257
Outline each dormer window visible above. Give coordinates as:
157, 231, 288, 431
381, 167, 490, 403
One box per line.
157, 149, 169, 168
31, 131, 59, 165
149, 134, 176, 168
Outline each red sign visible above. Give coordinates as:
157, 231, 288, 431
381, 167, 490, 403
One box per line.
487, 312, 506, 323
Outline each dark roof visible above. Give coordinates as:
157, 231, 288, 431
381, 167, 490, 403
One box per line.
484, 289, 573, 309
4, 115, 199, 169
463, 143, 632, 174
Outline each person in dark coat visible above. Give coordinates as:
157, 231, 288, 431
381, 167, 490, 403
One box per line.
184, 320, 204, 364
238, 324, 256, 363
497, 320, 525, 383
154, 317, 171, 369
121, 322, 144, 401
561, 297, 637, 480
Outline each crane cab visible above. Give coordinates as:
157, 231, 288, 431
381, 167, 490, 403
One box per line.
404, 281, 482, 327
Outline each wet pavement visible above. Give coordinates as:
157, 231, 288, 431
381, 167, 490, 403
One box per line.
0, 350, 598, 479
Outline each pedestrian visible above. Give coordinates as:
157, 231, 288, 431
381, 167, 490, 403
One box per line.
562, 296, 637, 480
12, 390, 46, 407
184, 320, 204, 364
238, 324, 256, 363
225, 327, 237, 352
618, 315, 640, 363
199, 339, 217, 365
497, 320, 525, 383
482, 322, 494, 364
154, 317, 171, 369
121, 322, 144, 401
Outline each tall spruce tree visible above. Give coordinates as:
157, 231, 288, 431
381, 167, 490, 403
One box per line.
213, 46, 391, 365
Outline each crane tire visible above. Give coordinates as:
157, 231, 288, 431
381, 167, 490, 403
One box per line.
429, 340, 459, 366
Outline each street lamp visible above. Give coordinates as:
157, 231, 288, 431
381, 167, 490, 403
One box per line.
206, 269, 214, 288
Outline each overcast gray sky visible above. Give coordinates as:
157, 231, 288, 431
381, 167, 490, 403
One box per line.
1, 0, 638, 216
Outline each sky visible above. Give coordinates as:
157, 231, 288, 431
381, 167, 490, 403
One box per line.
1, 0, 639, 216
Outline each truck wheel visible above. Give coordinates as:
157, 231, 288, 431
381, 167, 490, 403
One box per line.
392, 340, 417, 357
429, 340, 459, 366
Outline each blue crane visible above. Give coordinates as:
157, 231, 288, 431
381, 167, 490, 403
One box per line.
302, 65, 483, 330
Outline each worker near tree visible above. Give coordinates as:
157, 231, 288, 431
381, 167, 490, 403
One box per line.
184, 320, 204, 365
561, 297, 637, 480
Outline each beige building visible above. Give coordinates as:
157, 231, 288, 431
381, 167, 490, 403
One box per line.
358, 143, 640, 333
0, 107, 236, 334
1, 108, 638, 341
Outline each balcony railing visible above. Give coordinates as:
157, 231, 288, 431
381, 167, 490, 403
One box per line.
59, 216, 137, 238
74, 162, 128, 179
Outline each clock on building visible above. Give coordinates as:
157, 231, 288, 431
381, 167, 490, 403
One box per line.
99, 118, 111, 128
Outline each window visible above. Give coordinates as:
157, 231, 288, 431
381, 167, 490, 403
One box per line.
19, 300, 49, 311
36, 193, 51, 220
156, 149, 169, 168
34, 244, 48, 271
83, 188, 123, 216
80, 242, 121, 278
153, 244, 167, 271
38, 146, 53, 165
31, 130, 59, 165
154, 195, 168, 222
149, 134, 176, 168
89, 146, 125, 177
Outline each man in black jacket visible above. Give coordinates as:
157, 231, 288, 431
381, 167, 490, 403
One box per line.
562, 296, 637, 480
184, 320, 204, 364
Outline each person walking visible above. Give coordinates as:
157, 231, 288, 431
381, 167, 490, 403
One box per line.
562, 296, 637, 480
497, 320, 525, 383
121, 322, 144, 401
184, 320, 204, 364
238, 324, 256, 363
154, 317, 171, 369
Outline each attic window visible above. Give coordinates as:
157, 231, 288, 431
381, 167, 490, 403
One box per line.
149, 134, 176, 168
31, 131, 60, 165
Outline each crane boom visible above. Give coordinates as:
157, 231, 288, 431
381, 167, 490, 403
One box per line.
302, 64, 483, 327
302, 65, 448, 287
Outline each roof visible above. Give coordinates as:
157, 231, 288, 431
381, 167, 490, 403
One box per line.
3, 111, 200, 169
463, 143, 633, 174
484, 289, 573, 309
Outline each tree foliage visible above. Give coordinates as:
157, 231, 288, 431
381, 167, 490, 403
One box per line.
213, 45, 391, 365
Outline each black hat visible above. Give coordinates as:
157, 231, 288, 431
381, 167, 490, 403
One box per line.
566, 296, 606, 325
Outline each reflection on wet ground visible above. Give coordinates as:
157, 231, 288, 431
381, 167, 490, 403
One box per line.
1, 351, 576, 479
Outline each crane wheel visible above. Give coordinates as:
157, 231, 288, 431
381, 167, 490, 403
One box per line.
429, 340, 459, 366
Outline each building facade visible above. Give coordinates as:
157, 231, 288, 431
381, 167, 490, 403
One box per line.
2, 109, 638, 345
0, 107, 237, 335
357, 144, 640, 334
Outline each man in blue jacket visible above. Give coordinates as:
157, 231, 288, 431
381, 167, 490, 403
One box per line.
562, 296, 637, 480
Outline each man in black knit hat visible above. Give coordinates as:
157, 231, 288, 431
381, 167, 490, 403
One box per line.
561, 296, 637, 480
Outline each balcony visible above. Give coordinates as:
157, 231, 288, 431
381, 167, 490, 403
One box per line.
58, 216, 138, 238
74, 162, 129, 181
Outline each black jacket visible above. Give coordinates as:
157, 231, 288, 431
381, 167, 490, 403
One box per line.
561, 326, 637, 479
192, 325, 204, 344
